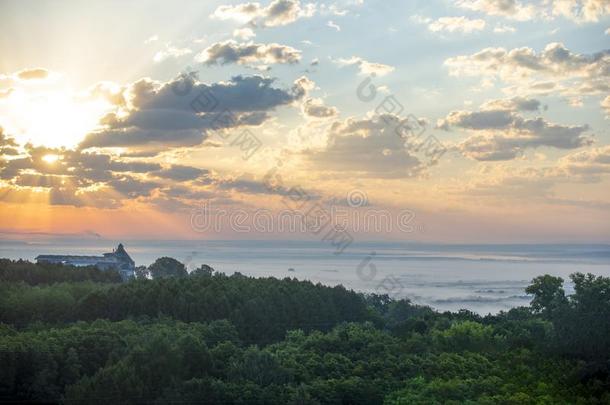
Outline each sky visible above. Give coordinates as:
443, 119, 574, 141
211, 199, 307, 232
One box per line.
0, 0, 609, 243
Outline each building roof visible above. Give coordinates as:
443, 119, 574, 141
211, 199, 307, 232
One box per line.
35, 254, 118, 262
36, 244, 133, 265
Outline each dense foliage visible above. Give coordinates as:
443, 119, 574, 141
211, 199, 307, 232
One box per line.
0, 259, 609, 404
0, 259, 122, 285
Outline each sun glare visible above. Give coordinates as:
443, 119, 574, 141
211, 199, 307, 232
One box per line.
42, 154, 60, 164
2, 89, 110, 149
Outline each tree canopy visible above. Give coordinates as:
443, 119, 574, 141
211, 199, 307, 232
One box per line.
0, 258, 609, 403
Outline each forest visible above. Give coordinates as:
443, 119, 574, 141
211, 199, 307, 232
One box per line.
0, 257, 609, 404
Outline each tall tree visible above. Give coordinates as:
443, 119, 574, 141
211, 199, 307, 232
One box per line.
148, 257, 187, 279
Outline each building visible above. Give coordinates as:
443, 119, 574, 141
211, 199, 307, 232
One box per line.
36, 243, 135, 280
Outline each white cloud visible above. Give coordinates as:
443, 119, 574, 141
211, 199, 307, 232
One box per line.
303, 115, 424, 178
233, 27, 256, 40
144, 35, 159, 44
153, 45, 192, 63
559, 145, 610, 176
493, 24, 516, 33
211, 0, 316, 27
602, 95, 610, 117
454, 0, 537, 21
444, 42, 610, 107
428, 16, 486, 33
410, 14, 432, 24
327, 20, 341, 31
454, 0, 610, 23
335, 56, 395, 76
550, 0, 610, 23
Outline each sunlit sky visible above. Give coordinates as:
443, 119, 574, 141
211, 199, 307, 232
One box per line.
0, 0, 609, 242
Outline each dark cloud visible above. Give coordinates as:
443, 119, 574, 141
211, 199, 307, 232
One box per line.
302, 98, 338, 118
80, 74, 306, 153
0, 128, 19, 155
440, 102, 592, 160
439, 110, 515, 130
197, 40, 301, 66
153, 165, 208, 182
480, 96, 541, 112
108, 176, 159, 198
216, 177, 287, 195
80, 128, 204, 151
161, 185, 216, 200
0, 138, 166, 207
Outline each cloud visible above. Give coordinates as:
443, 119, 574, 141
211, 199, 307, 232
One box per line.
15, 68, 49, 81
410, 14, 432, 24
493, 24, 516, 33
456, 123, 591, 161
452, 145, 610, 208
0, 131, 222, 209
80, 128, 205, 151
215, 176, 295, 196
80, 74, 306, 153
428, 16, 486, 33
87, 82, 127, 107
0, 138, 171, 207
327, 20, 341, 31
559, 145, 610, 176
303, 115, 424, 178
153, 45, 192, 63
211, 0, 316, 27
0, 88, 14, 98
153, 165, 208, 181
439, 110, 515, 130
144, 35, 159, 44
196, 40, 301, 67
454, 0, 537, 21
107, 176, 159, 199
454, 0, 610, 22
480, 96, 542, 112
302, 98, 339, 119
335, 56, 395, 76
444, 42, 610, 107
0, 128, 19, 156
549, 0, 610, 23
233, 27, 256, 40
439, 100, 592, 160
602, 95, 610, 117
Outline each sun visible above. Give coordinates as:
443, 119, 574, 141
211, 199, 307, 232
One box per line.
0, 88, 111, 149
42, 154, 60, 164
